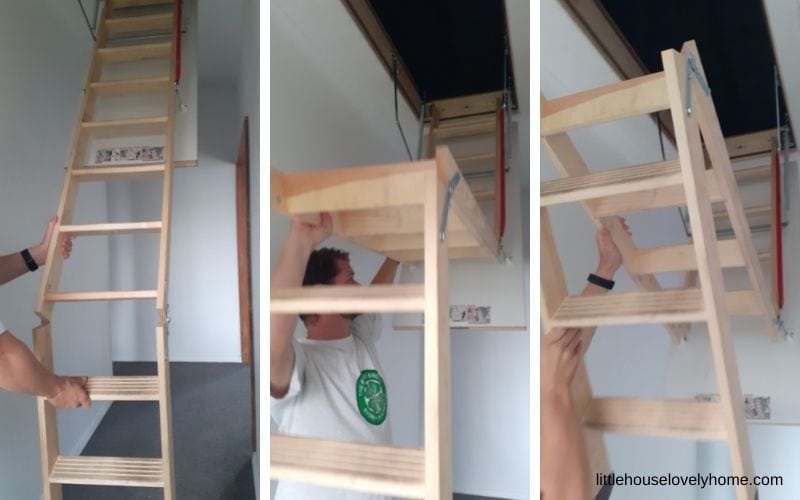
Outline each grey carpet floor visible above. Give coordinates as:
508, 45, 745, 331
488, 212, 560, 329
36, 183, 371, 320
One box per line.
64, 362, 255, 500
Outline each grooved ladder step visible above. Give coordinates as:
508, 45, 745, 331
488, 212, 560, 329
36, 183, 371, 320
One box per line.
81, 117, 168, 138
271, 284, 425, 314
105, 13, 174, 37
50, 456, 164, 487
552, 289, 706, 327
72, 164, 165, 181
90, 76, 171, 97
271, 435, 425, 498
541, 160, 682, 206
584, 398, 726, 440
97, 42, 172, 64
87, 376, 159, 401
113, 0, 174, 8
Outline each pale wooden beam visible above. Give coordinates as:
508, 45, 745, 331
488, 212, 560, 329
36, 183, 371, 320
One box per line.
584, 398, 726, 440
271, 435, 425, 498
271, 284, 425, 314
423, 166, 452, 499
541, 72, 670, 136
591, 170, 723, 217
540, 160, 682, 206
540, 207, 568, 329
663, 44, 755, 500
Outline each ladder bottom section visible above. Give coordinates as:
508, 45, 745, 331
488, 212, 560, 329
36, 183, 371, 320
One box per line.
271, 434, 425, 498
50, 456, 164, 488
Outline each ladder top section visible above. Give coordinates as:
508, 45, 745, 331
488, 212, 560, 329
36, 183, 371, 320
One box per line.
271, 146, 499, 262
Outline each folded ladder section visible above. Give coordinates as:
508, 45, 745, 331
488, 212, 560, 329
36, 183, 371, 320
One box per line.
270, 147, 489, 498
33, 1, 179, 498
540, 42, 769, 500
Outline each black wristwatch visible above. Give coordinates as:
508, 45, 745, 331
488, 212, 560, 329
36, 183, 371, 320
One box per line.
588, 273, 614, 290
20, 249, 39, 272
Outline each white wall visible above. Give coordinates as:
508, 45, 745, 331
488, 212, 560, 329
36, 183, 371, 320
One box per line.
0, 2, 113, 498
270, 1, 530, 497
108, 83, 242, 362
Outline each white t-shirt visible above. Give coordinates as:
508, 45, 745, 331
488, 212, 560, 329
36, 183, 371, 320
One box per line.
271, 314, 392, 500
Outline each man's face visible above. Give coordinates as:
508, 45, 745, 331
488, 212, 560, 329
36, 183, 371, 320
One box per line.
332, 259, 360, 320
332, 259, 359, 286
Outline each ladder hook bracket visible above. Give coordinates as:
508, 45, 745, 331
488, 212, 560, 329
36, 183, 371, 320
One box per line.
439, 172, 461, 241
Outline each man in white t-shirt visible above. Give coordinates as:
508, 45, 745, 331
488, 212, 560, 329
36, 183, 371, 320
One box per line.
0, 216, 88, 409
271, 213, 399, 500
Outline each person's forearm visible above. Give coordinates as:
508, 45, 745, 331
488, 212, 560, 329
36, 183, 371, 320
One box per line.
0, 245, 45, 286
0, 331, 60, 398
578, 263, 617, 350
270, 228, 315, 394
541, 391, 591, 500
371, 258, 399, 285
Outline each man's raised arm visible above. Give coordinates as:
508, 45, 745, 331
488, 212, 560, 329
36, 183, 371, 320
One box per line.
371, 258, 399, 285
270, 214, 332, 398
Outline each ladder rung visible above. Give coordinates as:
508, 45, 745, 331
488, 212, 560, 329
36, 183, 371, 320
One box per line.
591, 169, 724, 217
542, 72, 670, 136
72, 164, 165, 181
97, 42, 172, 64
631, 240, 747, 274
454, 152, 495, 165
50, 456, 164, 487
271, 284, 425, 314
541, 160, 682, 206
271, 434, 425, 498
90, 76, 171, 97
60, 221, 162, 236
433, 115, 496, 139
734, 164, 771, 182
583, 398, 726, 440
81, 117, 168, 138
551, 289, 706, 327
473, 189, 495, 202
384, 245, 489, 263
46, 290, 157, 302
114, 0, 174, 7
105, 13, 173, 37
87, 376, 159, 401
714, 205, 771, 221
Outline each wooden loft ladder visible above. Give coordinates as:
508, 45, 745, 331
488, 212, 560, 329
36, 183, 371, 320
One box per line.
33, 0, 179, 498
540, 41, 777, 500
425, 90, 508, 242
270, 146, 497, 498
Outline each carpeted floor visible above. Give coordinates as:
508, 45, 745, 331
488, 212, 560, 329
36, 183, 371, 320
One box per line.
63, 362, 255, 500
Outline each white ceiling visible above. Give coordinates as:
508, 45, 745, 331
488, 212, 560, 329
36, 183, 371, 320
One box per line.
197, 0, 243, 85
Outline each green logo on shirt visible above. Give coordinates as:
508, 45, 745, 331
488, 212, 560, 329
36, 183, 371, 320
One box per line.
356, 370, 387, 425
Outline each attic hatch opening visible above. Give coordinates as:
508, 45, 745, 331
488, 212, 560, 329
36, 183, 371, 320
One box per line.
342, 0, 518, 122
561, 0, 795, 159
